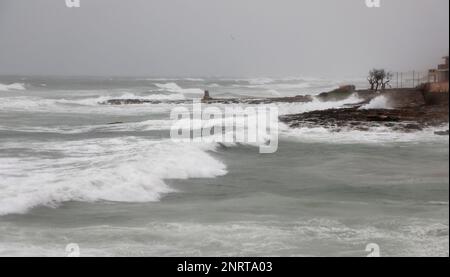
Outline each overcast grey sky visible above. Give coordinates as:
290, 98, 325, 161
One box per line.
0, 0, 448, 77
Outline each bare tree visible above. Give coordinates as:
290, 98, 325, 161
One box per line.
367, 69, 377, 90
368, 69, 392, 92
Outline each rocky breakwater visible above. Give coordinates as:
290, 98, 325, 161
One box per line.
100, 91, 313, 105
101, 99, 188, 105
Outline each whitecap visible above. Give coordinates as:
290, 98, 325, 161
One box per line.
280, 123, 450, 144
359, 95, 393, 110
0, 137, 227, 215
0, 83, 26, 92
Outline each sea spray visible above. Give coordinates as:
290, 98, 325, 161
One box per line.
359, 95, 393, 110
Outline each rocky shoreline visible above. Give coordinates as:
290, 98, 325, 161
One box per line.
280, 87, 449, 134
100, 86, 449, 134
280, 105, 449, 133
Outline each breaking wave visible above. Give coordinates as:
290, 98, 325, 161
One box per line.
280, 123, 450, 144
65, 92, 185, 106
0, 138, 227, 215
360, 95, 393, 110
0, 93, 184, 112
0, 83, 26, 92
275, 94, 363, 115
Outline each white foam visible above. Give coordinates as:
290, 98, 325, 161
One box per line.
0, 138, 227, 215
360, 95, 393, 110
0, 93, 183, 114
192, 94, 361, 116
0, 83, 26, 91
1, 217, 446, 256
0, 118, 177, 134
0, 96, 57, 110
155, 82, 204, 95
275, 94, 363, 115
280, 123, 450, 144
64, 93, 185, 106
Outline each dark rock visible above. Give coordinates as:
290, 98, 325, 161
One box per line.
355, 126, 370, 132
434, 130, 449, 136
280, 105, 448, 133
404, 124, 422, 131
366, 115, 398, 122
102, 99, 183, 105
102, 94, 313, 106
200, 95, 313, 105
317, 85, 356, 101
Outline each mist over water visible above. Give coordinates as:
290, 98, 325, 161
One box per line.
0, 76, 448, 256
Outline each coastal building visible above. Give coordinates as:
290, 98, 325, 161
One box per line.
427, 56, 449, 93
428, 56, 449, 83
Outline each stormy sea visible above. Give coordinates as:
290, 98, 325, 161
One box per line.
0, 76, 448, 257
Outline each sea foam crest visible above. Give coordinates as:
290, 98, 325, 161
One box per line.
0, 138, 227, 215
0, 83, 26, 91
359, 95, 393, 110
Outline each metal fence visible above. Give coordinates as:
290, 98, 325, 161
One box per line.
389, 71, 430, 89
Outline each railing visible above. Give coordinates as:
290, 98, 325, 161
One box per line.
389, 71, 430, 89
